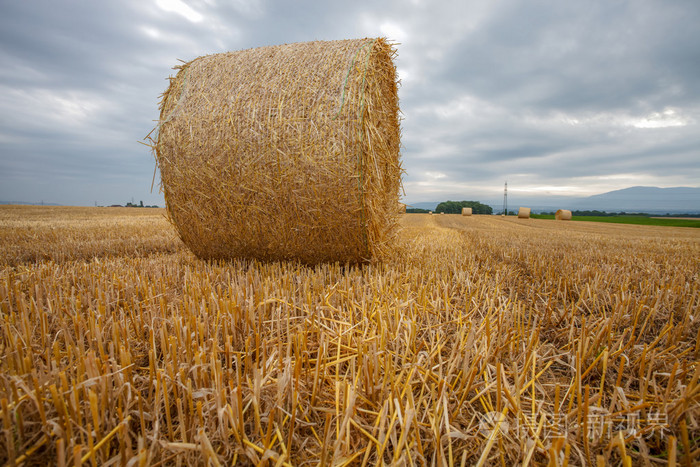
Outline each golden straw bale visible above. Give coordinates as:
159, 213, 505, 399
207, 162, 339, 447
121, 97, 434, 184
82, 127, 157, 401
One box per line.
152, 39, 402, 263
398, 203, 407, 214
462, 207, 472, 216
517, 207, 531, 219
555, 209, 572, 220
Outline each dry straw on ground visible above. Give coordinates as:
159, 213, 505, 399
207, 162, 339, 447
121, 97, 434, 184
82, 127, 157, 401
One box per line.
150, 38, 402, 264
518, 207, 531, 218
462, 207, 472, 216
1, 207, 699, 465
556, 209, 572, 220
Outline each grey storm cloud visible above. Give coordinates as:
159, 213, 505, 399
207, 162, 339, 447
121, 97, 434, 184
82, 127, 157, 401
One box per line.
1, 0, 698, 206
437, 2, 700, 111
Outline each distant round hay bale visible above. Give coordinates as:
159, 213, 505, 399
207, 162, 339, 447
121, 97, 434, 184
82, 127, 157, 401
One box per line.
461, 207, 472, 216
398, 203, 407, 214
555, 209, 572, 220
153, 38, 402, 264
517, 207, 531, 219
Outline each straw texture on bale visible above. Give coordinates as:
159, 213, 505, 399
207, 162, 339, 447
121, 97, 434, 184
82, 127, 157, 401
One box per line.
461, 207, 472, 216
555, 209, 572, 220
152, 38, 402, 264
517, 207, 531, 219
398, 202, 407, 214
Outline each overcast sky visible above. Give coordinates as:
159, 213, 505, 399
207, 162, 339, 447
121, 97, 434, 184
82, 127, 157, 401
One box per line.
1, 0, 698, 206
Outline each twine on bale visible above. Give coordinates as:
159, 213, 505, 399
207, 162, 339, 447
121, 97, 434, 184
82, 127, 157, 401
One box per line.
354, 38, 378, 253
159, 66, 190, 127
334, 39, 374, 120
149, 38, 402, 264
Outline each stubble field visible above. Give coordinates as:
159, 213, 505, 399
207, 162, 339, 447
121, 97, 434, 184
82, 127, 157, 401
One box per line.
1, 205, 699, 465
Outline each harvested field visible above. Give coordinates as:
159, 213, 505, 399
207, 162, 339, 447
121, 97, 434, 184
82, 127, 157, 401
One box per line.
1, 206, 699, 465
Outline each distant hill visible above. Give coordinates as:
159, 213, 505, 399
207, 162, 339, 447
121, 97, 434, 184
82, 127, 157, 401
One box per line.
569, 186, 700, 213
406, 201, 439, 211
0, 201, 61, 206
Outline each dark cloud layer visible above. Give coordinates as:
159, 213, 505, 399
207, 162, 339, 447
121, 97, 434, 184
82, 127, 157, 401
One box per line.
1, 0, 698, 206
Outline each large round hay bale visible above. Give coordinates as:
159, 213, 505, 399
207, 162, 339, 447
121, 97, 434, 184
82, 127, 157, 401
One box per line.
555, 209, 572, 220
461, 207, 472, 216
517, 207, 531, 218
153, 38, 402, 264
